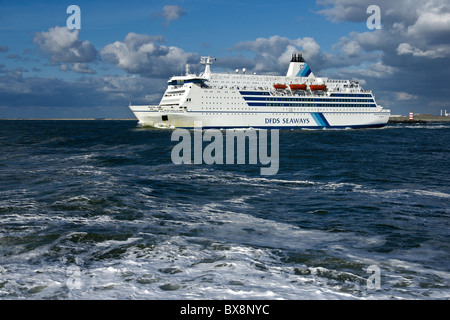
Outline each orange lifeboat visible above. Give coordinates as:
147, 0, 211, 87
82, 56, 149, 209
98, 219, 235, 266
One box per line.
289, 84, 307, 91
273, 84, 287, 90
310, 84, 327, 91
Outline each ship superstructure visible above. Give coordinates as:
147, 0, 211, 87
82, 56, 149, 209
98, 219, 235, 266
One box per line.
129, 53, 390, 129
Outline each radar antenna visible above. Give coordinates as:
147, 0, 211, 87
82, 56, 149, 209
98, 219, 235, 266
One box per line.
200, 56, 216, 76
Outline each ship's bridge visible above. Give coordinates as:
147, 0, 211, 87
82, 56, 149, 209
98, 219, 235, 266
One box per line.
167, 74, 208, 88
168, 77, 205, 86
167, 62, 209, 88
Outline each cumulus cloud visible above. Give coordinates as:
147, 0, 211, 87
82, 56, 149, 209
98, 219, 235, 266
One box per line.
228, 36, 322, 74
0, 69, 162, 118
72, 63, 96, 74
315, 0, 450, 114
233, 36, 320, 61
334, 39, 361, 57
317, 0, 371, 22
101, 32, 198, 78
317, 0, 419, 24
33, 26, 98, 64
317, 0, 450, 61
406, 11, 450, 43
397, 43, 450, 59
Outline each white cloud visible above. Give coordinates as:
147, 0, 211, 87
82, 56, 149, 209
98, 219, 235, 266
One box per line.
298, 37, 321, 60
153, 5, 186, 25
341, 40, 361, 57
395, 92, 418, 101
325, 61, 396, 81
397, 43, 450, 59
232, 36, 320, 60
332, 38, 363, 57
406, 11, 450, 43
317, 0, 419, 24
101, 33, 198, 78
161, 5, 186, 22
33, 26, 97, 64
362, 61, 396, 77
314, 0, 450, 116
0, 69, 162, 117
230, 36, 321, 74
72, 63, 96, 74
317, 0, 450, 58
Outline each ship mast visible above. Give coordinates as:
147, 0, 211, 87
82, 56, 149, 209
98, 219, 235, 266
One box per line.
200, 56, 216, 77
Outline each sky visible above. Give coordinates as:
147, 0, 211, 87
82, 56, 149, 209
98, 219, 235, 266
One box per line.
0, 0, 449, 118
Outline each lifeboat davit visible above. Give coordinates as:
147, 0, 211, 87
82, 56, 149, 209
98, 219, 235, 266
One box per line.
289, 84, 307, 91
273, 84, 287, 90
310, 84, 327, 91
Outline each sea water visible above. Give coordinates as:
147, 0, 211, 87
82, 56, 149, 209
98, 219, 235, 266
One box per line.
0, 120, 448, 299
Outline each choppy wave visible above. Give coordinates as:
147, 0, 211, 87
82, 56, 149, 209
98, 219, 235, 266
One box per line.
0, 120, 449, 300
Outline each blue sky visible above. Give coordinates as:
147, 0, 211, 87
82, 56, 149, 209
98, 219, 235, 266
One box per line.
0, 0, 449, 118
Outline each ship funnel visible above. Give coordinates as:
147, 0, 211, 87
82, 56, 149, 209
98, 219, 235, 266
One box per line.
286, 52, 314, 78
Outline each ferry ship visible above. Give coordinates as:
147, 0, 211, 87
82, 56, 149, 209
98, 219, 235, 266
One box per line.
129, 52, 390, 129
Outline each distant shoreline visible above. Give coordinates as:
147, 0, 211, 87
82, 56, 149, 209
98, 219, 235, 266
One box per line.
388, 114, 450, 123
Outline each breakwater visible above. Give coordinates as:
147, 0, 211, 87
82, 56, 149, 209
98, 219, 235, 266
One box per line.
389, 114, 450, 123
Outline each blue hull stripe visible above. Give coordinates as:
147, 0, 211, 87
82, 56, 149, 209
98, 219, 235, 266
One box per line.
318, 113, 330, 127
311, 113, 330, 127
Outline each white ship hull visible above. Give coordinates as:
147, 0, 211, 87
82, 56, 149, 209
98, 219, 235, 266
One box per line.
129, 53, 390, 129
131, 106, 389, 129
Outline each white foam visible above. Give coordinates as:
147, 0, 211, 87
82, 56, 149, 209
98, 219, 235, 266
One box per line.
352, 184, 450, 200
1, 165, 448, 300
411, 189, 450, 199
388, 124, 450, 130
